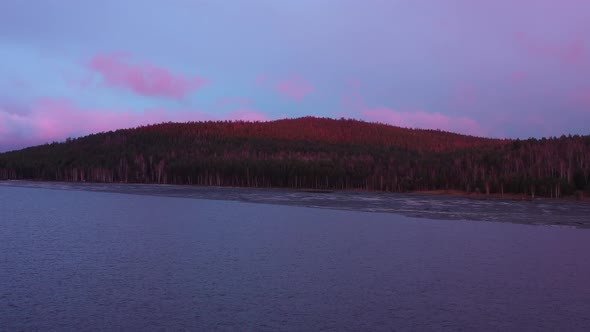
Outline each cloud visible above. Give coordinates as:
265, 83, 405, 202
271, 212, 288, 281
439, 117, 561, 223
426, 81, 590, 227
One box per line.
340, 80, 485, 136
275, 75, 314, 100
0, 98, 272, 152
88, 53, 207, 99
361, 107, 484, 136
0, 98, 212, 151
257, 74, 314, 101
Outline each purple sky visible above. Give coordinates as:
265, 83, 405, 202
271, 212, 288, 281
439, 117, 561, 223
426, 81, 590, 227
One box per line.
1, 0, 589, 151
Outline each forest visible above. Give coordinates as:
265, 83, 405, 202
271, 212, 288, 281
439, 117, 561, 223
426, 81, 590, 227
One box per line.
1, 117, 589, 198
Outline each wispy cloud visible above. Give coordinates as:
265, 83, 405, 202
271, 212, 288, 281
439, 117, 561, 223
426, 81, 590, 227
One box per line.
274, 75, 314, 101
0, 97, 272, 152
88, 53, 207, 99
362, 107, 484, 136
0, 98, 211, 151
257, 74, 314, 101
342, 81, 484, 136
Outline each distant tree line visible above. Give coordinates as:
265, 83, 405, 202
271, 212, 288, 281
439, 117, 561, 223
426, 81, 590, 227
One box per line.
1, 117, 589, 198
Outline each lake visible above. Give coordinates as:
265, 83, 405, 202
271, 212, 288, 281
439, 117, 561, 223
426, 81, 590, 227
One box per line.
1, 184, 590, 331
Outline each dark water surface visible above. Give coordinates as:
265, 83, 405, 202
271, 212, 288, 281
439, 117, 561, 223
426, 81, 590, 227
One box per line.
1, 185, 590, 331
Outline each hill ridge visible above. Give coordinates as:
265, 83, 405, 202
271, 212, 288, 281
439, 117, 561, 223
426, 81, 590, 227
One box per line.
1, 117, 589, 198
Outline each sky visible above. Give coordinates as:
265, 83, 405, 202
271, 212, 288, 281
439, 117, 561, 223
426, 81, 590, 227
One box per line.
1, 0, 589, 152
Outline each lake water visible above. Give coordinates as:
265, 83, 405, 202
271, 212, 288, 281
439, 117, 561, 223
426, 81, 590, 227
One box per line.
1, 184, 590, 331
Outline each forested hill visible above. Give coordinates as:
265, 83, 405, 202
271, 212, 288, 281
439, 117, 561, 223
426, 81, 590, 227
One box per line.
1, 117, 589, 198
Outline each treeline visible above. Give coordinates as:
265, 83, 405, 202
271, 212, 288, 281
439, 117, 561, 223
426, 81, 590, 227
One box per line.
0, 117, 589, 198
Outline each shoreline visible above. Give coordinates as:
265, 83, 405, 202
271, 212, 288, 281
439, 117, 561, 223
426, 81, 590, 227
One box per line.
2, 179, 589, 228
1, 179, 588, 202
414, 189, 589, 202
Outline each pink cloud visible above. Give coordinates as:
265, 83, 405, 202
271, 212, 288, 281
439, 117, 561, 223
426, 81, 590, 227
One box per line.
0, 98, 213, 151
256, 74, 314, 101
275, 75, 314, 100
30, 99, 207, 141
88, 53, 207, 99
340, 80, 485, 136
0, 98, 272, 151
362, 107, 484, 136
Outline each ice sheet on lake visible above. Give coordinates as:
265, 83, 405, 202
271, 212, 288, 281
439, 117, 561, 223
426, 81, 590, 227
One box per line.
1, 180, 589, 228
